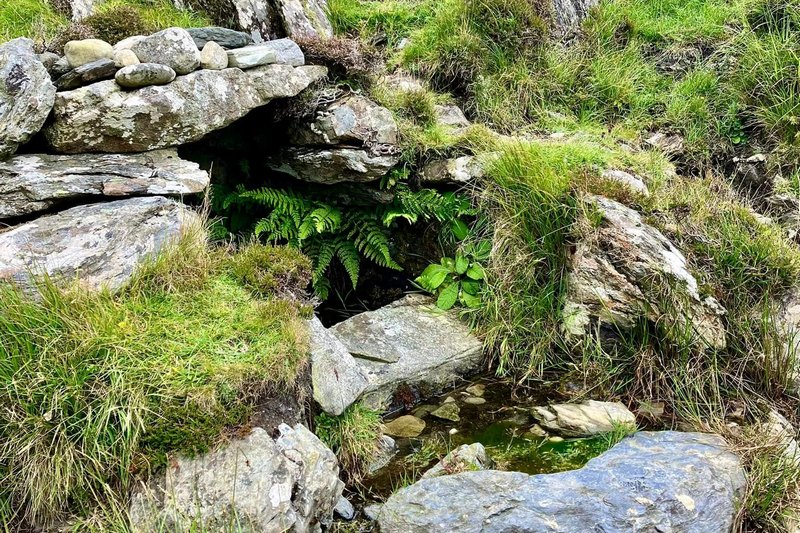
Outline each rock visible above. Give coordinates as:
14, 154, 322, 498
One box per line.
49, 57, 72, 78
37, 51, 61, 71
0, 197, 195, 292
379, 72, 425, 93
411, 404, 437, 418
430, 402, 460, 422
419, 155, 485, 184
562, 195, 727, 350
227, 39, 304, 68
465, 384, 485, 397
130, 424, 343, 532
64, 39, 114, 68
55, 58, 117, 90
531, 400, 636, 437
435, 104, 469, 130
464, 397, 486, 405
199, 41, 228, 70
113, 35, 145, 52
113, 49, 139, 68
528, 424, 548, 438
367, 435, 398, 474
551, 0, 600, 36
115, 63, 176, 88
131, 28, 200, 75
760, 410, 800, 466
443, 396, 456, 404
422, 443, 490, 479
232, 0, 283, 42
276, 0, 333, 40
601, 168, 649, 195
363, 503, 382, 521
308, 316, 369, 416
334, 496, 356, 520
187, 26, 253, 49
383, 415, 426, 438
645, 131, 685, 157
68, 0, 100, 20
332, 295, 483, 410
732, 153, 768, 187
270, 146, 399, 184
46, 64, 327, 153
0, 150, 208, 219
378, 431, 746, 533
289, 95, 398, 146
0, 38, 56, 160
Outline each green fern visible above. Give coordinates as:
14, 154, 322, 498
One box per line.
224, 184, 474, 299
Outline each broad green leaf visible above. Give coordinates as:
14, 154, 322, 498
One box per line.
460, 291, 481, 308
461, 279, 481, 295
466, 263, 485, 280
437, 282, 459, 310
441, 257, 456, 272
416, 264, 450, 291
455, 253, 469, 275
451, 219, 469, 241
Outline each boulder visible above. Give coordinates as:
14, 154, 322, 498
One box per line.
68, 0, 101, 20
531, 400, 636, 437
232, 0, 283, 42
0, 197, 195, 292
551, 0, 600, 36
226, 39, 304, 68
0, 150, 208, 219
367, 435, 398, 474
562, 195, 726, 350
115, 63, 176, 88
64, 39, 114, 67
113, 49, 140, 68
276, 0, 333, 40
289, 95, 398, 146
331, 295, 483, 410
131, 28, 200, 75
0, 38, 56, 160
435, 104, 469, 130
308, 316, 369, 416
187, 26, 253, 49
199, 41, 228, 70
419, 155, 485, 184
269, 146, 399, 184
601, 168, 649, 195
379, 431, 746, 533
130, 424, 343, 532
45, 64, 327, 153
55, 58, 117, 91
421, 443, 490, 479
383, 415, 426, 438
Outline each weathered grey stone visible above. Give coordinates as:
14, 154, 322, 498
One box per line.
422, 443, 490, 479
130, 424, 343, 532
68, 0, 101, 20
562, 195, 727, 350
430, 402, 460, 422
115, 63, 176, 88
0, 197, 195, 292
334, 496, 355, 520
435, 104, 469, 130
379, 431, 746, 533
419, 155, 485, 184
227, 39, 304, 69
551, 0, 600, 36
270, 146, 398, 184
199, 41, 228, 70
55, 58, 117, 90
379, 72, 425, 93
363, 504, 382, 521
0, 150, 208, 219
601, 168, 649, 195
113, 35, 145, 52
308, 316, 369, 416
113, 49, 140, 68
46, 64, 327, 153
646, 131, 685, 157
383, 415, 426, 438
276, 0, 333, 40
64, 38, 114, 67
760, 410, 800, 466
367, 435, 398, 474
50, 57, 73, 79
232, 0, 283, 42
38, 51, 61, 71
331, 295, 483, 410
0, 38, 56, 160
289, 95, 397, 146
531, 400, 636, 437
131, 27, 200, 75
187, 26, 253, 49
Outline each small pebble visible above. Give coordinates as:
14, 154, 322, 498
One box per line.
549, 436, 564, 443
464, 397, 486, 405
449, 428, 458, 435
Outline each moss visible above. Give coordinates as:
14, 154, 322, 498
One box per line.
228, 242, 312, 300
83, 5, 148, 44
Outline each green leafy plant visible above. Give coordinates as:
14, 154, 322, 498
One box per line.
416, 239, 489, 309
224, 184, 473, 299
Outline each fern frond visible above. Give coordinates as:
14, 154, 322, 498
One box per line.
335, 239, 361, 288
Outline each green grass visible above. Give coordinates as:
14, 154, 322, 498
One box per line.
0, 230, 311, 528
327, 0, 438, 47
95, 0, 211, 32
315, 403, 383, 482
0, 0, 67, 43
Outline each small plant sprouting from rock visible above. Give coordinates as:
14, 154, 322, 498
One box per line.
415, 239, 489, 310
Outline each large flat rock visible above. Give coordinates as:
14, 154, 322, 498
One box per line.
269, 146, 399, 184
331, 295, 483, 410
379, 431, 746, 533
0, 196, 196, 291
0, 38, 56, 159
0, 150, 209, 219
44, 64, 327, 153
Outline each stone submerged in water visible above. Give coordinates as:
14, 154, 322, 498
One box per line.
130, 424, 343, 532
531, 400, 637, 437
379, 431, 746, 533
0, 197, 196, 292
383, 415, 426, 438
131, 27, 200, 75
55, 58, 117, 91
187, 26, 253, 50
0, 38, 56, 160
63, 38, 113, 67
430, 402, 460, 422
422, 443, 490, 479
